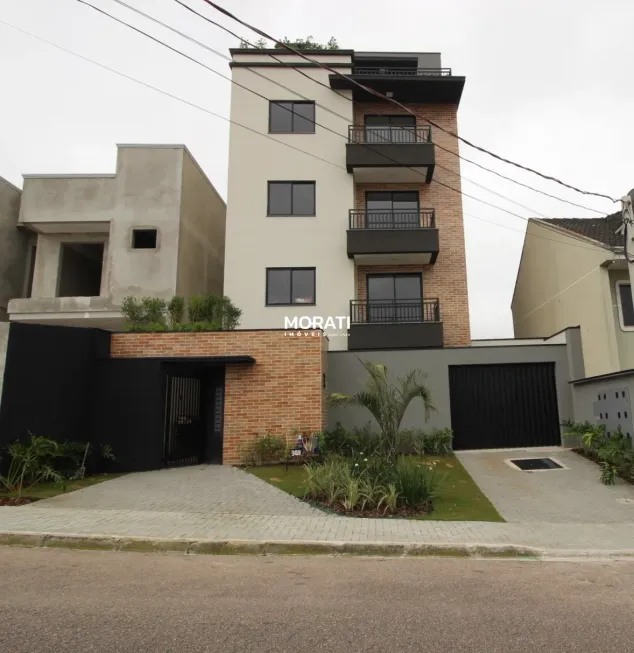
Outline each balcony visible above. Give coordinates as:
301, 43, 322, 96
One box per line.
346, 125, 435, 183
348, 299, 444, 350
329, 66, 465, 104
347, 209, 439, 264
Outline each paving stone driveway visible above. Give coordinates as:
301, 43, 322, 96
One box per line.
457, 448, 634, 523
31, 465, 320, 516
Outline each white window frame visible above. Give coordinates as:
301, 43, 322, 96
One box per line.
615, 280, 634, 331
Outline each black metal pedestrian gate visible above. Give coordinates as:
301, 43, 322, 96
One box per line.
448, 363, 561, 450
163, 374, 203, 466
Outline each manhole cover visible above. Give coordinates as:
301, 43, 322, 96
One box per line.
509, 458, 563, 471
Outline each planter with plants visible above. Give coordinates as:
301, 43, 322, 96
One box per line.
563, 420, 634, 485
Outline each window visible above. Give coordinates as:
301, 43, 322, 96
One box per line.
25, 244, 37, 298
367, 273, 422, 322
268, 182, 315, 216
364, 115, 416, 143
269, 101, 315, 133
616, 281, 634, 330
266, 268, 316, 305
132, 229, 158, 249
366, 191, 419, 228
57, 243, 104, 298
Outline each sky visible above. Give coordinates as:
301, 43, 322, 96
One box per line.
1, 0, 632, 338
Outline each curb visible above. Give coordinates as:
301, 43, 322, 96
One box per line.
3, 531, 634, 560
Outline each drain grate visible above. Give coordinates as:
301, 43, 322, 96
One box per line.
509, 457, 563, 471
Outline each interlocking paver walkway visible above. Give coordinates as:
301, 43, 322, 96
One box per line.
457, 448, 634, 523
2, 455, 634, 553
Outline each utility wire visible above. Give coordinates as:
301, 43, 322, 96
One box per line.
179, 0, 606, 217
105, 0, 551, 220
0, 18, 610, 255
198, 0, 618, 204
86, 0, 607, 250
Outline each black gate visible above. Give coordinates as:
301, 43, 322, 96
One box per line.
163, 374, 204, 466
449, 363, 561, 450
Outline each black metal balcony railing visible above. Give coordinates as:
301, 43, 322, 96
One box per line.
348, 125, 431, 144
353, 67, 452, 77
351, 299, 440, 324
349, 209, 435, 230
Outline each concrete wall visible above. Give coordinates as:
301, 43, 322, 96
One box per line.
176, 149, 226, 298
0, 322, 9, 405
224, 53, 356, 349
608, 268, 634, 370
571, 373, 634, 444
328, 343, 574, 438
106, 146, 182, 302
512, 220, 619, 377
19, 175, 115, 228
0, 178, 27, 320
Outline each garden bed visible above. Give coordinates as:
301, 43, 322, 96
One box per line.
572, 448, 634, 484
247, 456, 503, 522
0, 474, 123, 506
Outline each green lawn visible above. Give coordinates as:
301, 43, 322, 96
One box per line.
246, 457, 503, 522
1, 474, 124, 500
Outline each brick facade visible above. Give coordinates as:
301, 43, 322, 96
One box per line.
352, 102, 470, 346
110, 330, 326, 465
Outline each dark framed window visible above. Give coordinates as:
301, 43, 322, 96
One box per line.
269, 101, 315, 133
617, 282, 634, 329
268, 182, 315, 216
132, 229, 158, 249
367, 273, 422, 322
364, 114, 416, 143
266, 268, 316, 306
366, 191, 419, 228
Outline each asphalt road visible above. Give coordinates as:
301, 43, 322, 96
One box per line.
1, 548, 633, 653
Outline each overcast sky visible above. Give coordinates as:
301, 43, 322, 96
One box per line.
1, 0, 632, 338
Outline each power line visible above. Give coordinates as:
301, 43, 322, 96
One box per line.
178, 0, 608, 216
198, 0, 619, 204
0, 18, 608, 255
74, 0, 611, 252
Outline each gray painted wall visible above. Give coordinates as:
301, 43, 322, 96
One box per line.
0, 178, 27, 320
572, 373, 634, 434
0, 323, 9, 404
327, 343, 574, 442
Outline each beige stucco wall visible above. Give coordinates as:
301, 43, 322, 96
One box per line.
608, 268, 634, 370
224, 54, 355, 349
512, 220, 619, 377
0, 178, 27, 320
176, 149, 226, 298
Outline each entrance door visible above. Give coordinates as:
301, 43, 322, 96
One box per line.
366, 191, 419, 229
449, 363, 561, 450
367, 273, 422, 323
364, 115, 417, 143
163, 374, 204, 467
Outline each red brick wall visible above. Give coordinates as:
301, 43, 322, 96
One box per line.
110, 331, 326, 465
353, 102, 470, 346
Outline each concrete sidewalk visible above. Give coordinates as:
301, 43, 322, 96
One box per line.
2, 506, 634, 558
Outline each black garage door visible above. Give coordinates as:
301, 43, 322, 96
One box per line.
449, 363, 561, 450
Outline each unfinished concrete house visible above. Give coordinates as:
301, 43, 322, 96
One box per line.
7, 144, 226, 329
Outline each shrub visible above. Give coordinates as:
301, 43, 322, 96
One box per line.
304, 454, 438, 514
240, 434, 287, 466
167, 296, 185, 328
187, 294, 241, 329
423, 428, 454, 456
320, 423, 379, 457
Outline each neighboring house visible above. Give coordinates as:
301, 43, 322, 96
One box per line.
7, 144, 226, 329
223, 48, 470, 350
0, 176, 28, 321
511, 212, 630, 377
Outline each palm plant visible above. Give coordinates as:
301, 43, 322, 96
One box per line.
330, 360, 435, 460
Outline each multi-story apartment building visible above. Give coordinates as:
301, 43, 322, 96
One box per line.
224, 48, 470, 350
7, 144, 226, 329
